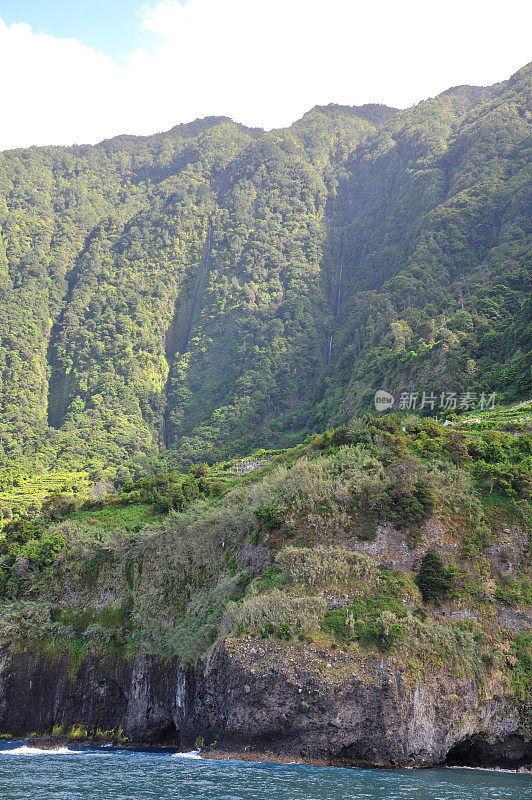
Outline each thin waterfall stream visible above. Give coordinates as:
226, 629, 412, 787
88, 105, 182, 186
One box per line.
325, 333, 333, 366
335, 251, 344, 318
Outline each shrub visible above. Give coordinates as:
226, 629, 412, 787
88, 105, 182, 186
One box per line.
386, 481, 435, 530
0, 601, 51, 642
82, 624, 117, 647
254, 504, 282, 531
82, 547, 114, 587
494, 577, 532, 607
262, 459, 332, 511
511, 632, 532, 699
144, 614, 220, 667
331, 426, 351, 447
2, 520, 39, 546
245, 566, 286, 596
322, 608, 355, 642
192, 463, 210, 478
40, 493, 80, 521
259, 622, 275, 638
348, 486, 385, 540
398, 614, 488, 680
321, 569, 417, 646
277, 546, 376, 590
276, 622, 292, 640
357, 611, 405, 652
224, 589, 326, 637
415, 549, 453, 603
68, 724, 88, 740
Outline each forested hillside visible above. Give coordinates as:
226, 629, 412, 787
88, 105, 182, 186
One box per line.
0, 64, 530, 499
0, 410, 530, 764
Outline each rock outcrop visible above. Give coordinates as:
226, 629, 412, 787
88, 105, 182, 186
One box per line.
0, 640, 530, 768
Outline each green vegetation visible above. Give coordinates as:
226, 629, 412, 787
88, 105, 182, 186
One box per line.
415, 549, 453, 604
69, 503, 164, 533
322, 569, 414, 649
511, 632, 532, 699
0, 412, 527, 698
277, 545, 376, 590
226, 590, 326, 639
68, 724, 89, 741
494, 577, 532, 607
0, 61, 530, 708
254, 505, 283, 531
0, 65, 529, 507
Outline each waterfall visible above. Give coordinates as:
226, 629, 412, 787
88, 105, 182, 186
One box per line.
335, 251, 344, 319
325, 334, 333, 366
175, 665, 188, 715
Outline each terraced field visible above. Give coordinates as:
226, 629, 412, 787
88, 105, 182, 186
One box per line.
0, 471, 90, 519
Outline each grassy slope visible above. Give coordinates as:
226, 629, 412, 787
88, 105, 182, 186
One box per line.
0, 404, 529, 720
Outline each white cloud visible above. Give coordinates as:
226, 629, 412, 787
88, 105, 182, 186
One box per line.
0, 0, 531, 150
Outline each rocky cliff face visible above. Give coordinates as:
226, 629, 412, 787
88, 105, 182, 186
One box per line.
0, 640, 530, 769
0, 649, 186, 746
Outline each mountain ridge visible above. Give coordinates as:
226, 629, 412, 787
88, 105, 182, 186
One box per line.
0, 63, 529, 490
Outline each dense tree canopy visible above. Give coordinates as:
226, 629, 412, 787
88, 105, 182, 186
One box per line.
0, 65, 530, 492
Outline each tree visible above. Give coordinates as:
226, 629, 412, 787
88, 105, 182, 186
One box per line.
415, 548, 452, 603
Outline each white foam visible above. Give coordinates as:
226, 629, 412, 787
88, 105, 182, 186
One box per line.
172, 750, 202, 759
0, 745, 80, 755
446, 765, 521, 774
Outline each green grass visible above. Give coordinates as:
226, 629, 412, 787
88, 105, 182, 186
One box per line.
454, 400, 532, 430
0, 471, 90, 514
70, 503, 164, 532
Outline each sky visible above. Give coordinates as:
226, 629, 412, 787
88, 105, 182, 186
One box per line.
0, 0, 530, 151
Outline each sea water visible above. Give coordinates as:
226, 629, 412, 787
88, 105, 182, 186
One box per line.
0, 742, 530, 800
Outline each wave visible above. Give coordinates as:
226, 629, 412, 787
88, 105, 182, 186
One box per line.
0, 745, 81, 755
172, 750, 202, 760
446, 765, 523, 774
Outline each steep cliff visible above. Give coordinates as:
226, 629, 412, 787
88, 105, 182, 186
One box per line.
0, 640, 530, 768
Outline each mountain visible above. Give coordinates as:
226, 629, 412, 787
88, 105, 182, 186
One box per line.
0, 64, 530, 491
0, 68, 530, 768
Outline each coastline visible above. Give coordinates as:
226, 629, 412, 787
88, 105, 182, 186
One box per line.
7, 737, 531, 774
200, 748, 532, 773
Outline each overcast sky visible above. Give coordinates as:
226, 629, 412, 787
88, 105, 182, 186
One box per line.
0, 0, 530, 151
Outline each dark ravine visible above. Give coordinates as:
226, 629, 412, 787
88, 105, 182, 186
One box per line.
163, 219, 214, 447
1, 642, 530, 769
46, 230, 95, 430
